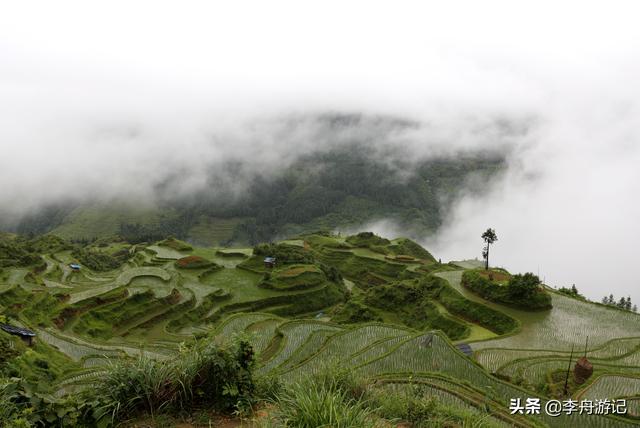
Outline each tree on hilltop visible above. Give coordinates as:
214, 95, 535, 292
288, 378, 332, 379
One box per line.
508, 272, 541, 300
601, 294, 636, 312
481, 228, 498, 270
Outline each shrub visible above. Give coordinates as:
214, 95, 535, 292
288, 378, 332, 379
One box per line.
386, 238, 436, 262
0, 332, 20, 369
71, 248, 123, 271
0, 237, 42, 267
270, 377, 376, 428
215, 250, 247, 258
269, 281, 347, 317
437, 282, 518, 335
319, 263, 343, 283
0, 376, 106, 427
345, 232, 391, 248
252, 243, 314, 264
0, 378, 29, 427
462, 270, 552, 310
558, 285, 584, 300
158, 237, 193, 251
370, 384, 503, 428
364, 277, 470, 339
94, 339, 256, 422
370, 384, 438, 426
332, 300, 383, 324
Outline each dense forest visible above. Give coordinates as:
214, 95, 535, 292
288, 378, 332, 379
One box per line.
11, 144, 505, 245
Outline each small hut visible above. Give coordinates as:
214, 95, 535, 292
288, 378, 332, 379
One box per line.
574, 356, 593, 384
69, 263, 81, 271
456, 343, 473, 357
263, 257, 276, 269
0, 323, 36, 346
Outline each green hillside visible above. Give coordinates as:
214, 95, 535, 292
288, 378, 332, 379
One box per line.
0, 231, 638, 426
11, 148, 505, 245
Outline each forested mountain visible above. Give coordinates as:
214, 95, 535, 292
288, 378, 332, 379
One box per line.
12, 145, 504, 245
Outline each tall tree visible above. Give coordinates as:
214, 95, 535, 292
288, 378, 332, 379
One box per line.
481, 228, 498, 270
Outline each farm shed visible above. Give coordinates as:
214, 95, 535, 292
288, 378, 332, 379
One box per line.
69, 263, 81, 271
264, 257, 276, 268
456, 343, 473, 357
0, 323, 36, 346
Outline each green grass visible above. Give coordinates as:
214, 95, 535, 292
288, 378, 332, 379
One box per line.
268, 377, 378, 428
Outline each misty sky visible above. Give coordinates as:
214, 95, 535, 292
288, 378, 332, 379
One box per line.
2, 1, 640, 302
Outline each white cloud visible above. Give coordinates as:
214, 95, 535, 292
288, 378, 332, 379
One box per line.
1, 0, 640, 302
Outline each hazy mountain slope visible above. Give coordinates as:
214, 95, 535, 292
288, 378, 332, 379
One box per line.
12, 148, 505, 244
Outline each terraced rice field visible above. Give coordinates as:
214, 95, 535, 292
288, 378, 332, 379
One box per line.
627, 398, 640, 417
579, 375, 640, 400
281, 324, 412, 377
437, 271, 640, 366
346, 335, 412, 367
246, 318, 283, 353
500, 358, 570, 385
258, 321, 344, 374
375, 382, 514, 427
357, 334, 486, 381
213, 313, 634, 427
67, 283, 122, 304
116, 267, 172, 285
4, 234, 640, 427
277, 329, 338, 369
147, 245, 186, 259
476, 349, 567, 373
128, 275, 175, 297
179, 281, 220, 305
474, 292, 640, 352
216, 313, 276, 337
36, 328, 124, 361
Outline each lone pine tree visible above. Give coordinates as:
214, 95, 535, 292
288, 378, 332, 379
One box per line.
481, 228, 498, 270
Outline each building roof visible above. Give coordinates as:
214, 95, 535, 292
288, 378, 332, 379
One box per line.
69, 263, 81, 269
0, 323, 36, 337
264, 257, 276, 263
576, 356, 593, 369
456, 343, 473, 357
